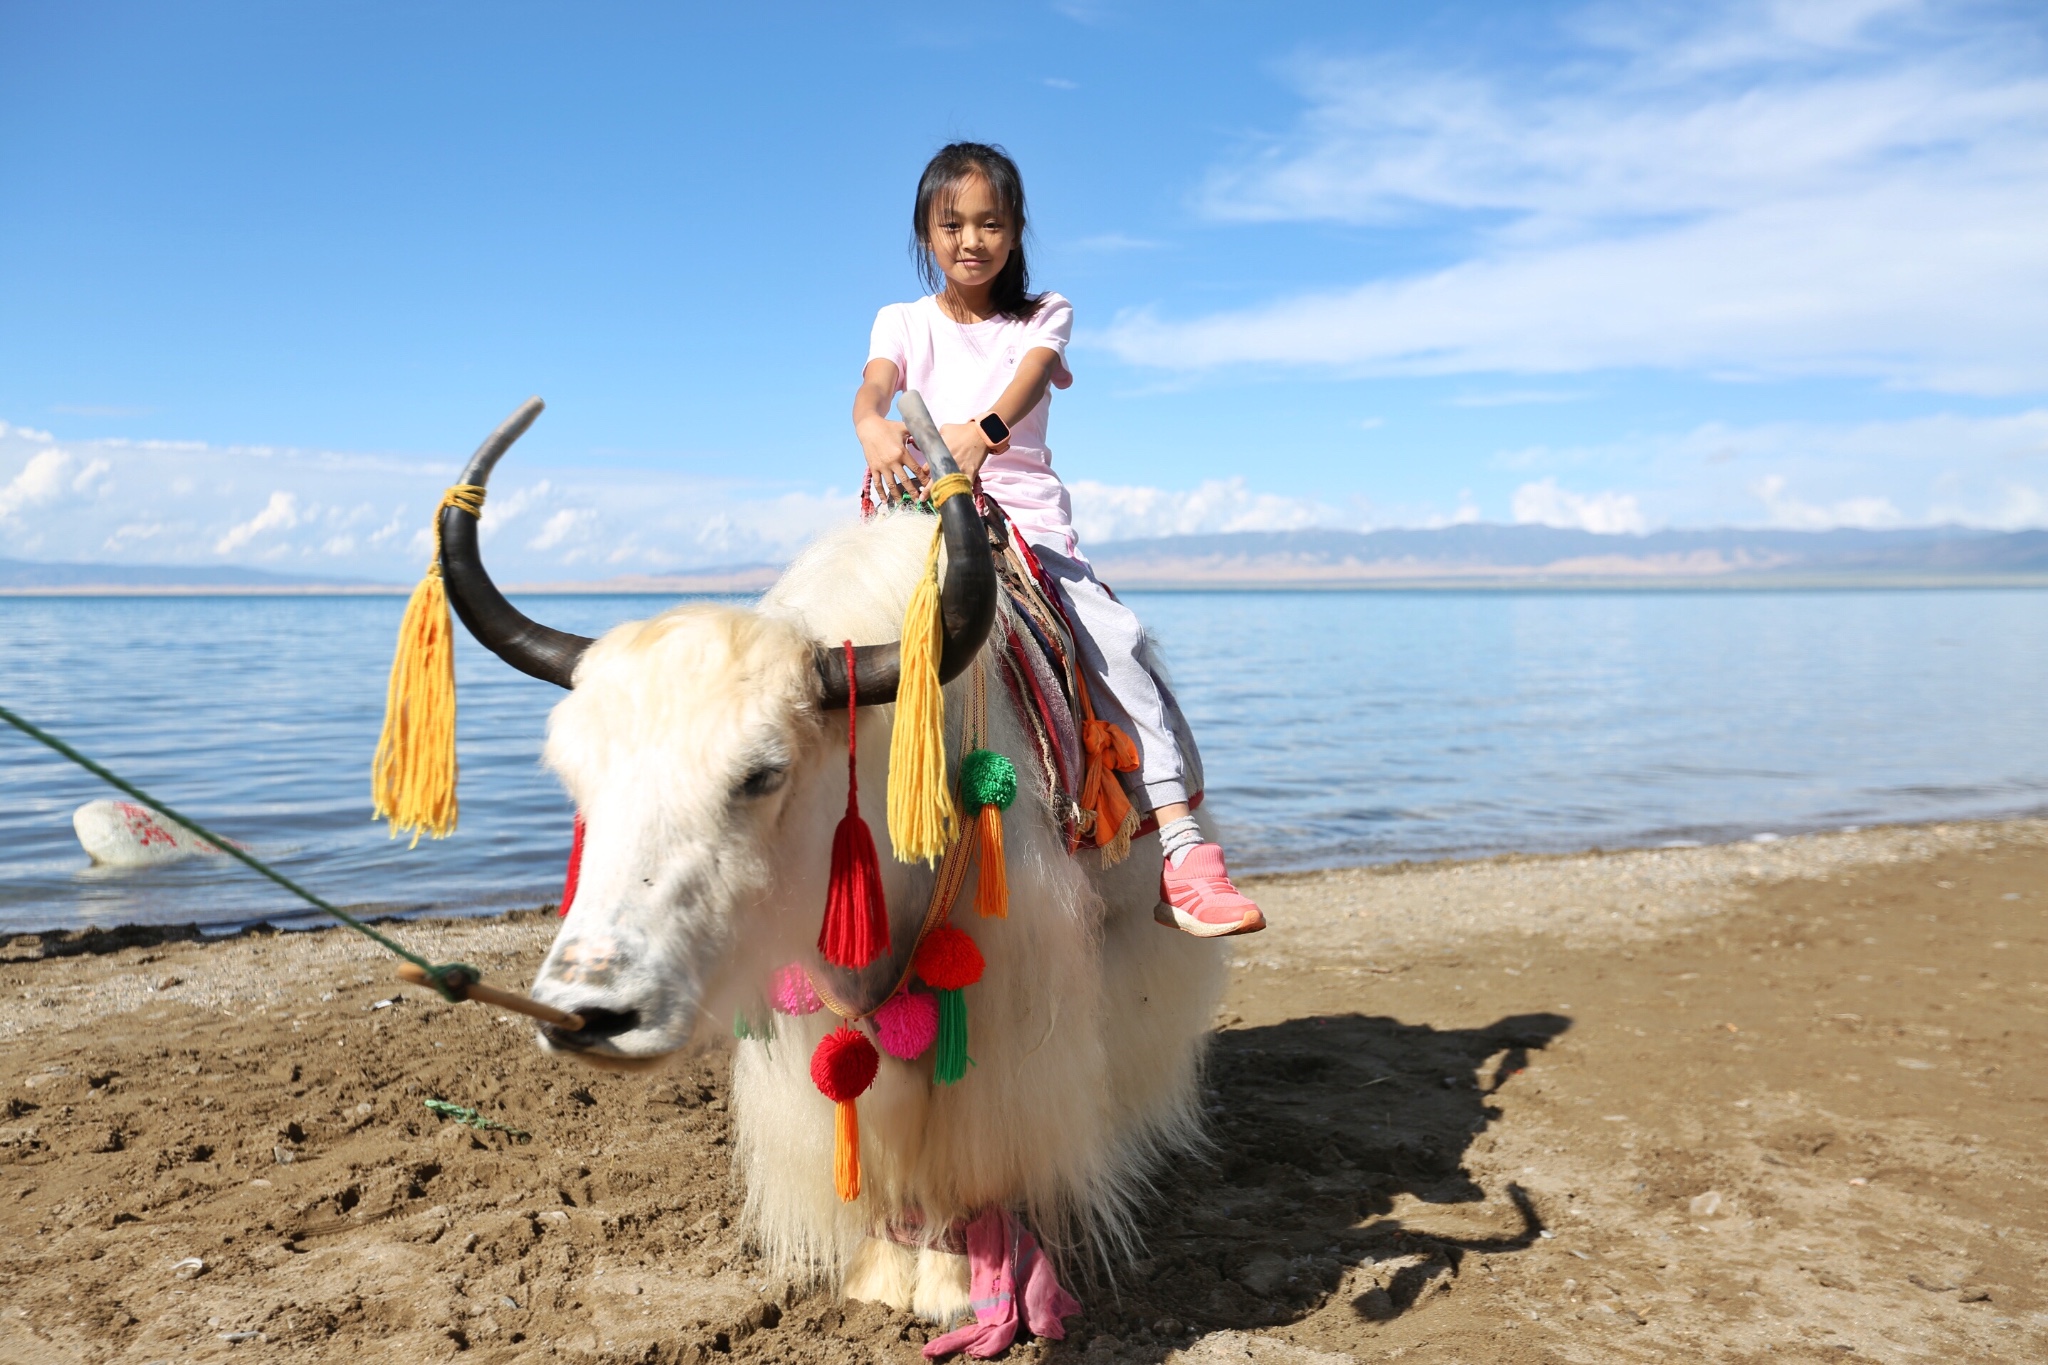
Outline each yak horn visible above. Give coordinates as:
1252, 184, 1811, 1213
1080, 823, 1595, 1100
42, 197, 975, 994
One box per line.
439, 398, 594, 690
814, 391, 997, 710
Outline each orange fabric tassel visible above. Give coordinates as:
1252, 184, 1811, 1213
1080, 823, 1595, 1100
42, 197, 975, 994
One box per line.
973, 802, 1007, 918
1079, 717, 1141, 865
833, 1100, 861, 1202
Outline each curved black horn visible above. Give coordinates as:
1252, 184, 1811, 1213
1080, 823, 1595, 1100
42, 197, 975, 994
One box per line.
815, 390, 997, 710
440, 398, 594, 690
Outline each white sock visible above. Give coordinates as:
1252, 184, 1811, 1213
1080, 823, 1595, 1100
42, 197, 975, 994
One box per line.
1159, 816, 1204, 868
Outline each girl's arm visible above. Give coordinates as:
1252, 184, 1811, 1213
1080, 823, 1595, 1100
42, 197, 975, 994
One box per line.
938, 346, 1065, 482
853, 359, 928, 498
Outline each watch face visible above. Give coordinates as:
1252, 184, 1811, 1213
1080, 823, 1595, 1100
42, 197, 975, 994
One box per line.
979, 413, 1009, 443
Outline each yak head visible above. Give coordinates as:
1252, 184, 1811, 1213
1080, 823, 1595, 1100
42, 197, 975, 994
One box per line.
528, 606, 823, 1066
430, 397, 994, 1069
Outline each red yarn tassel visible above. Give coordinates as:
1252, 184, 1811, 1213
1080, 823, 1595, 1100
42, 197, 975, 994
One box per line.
819, 641, 889, 969
559, 813, 585, 918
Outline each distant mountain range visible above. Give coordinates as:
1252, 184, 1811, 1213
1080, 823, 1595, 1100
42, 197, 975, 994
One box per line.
1084, 525, 2048, 588
10, 525, 2048, 595
0, 557, 384, 593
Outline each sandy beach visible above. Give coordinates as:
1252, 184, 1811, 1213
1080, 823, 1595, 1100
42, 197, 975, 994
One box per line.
3, 819, 2044, 1364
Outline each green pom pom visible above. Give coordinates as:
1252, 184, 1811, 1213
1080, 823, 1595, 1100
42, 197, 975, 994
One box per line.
959, 748, 1017, 812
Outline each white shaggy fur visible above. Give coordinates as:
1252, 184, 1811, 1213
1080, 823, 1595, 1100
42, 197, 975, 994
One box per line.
526, 509, 1228, 1316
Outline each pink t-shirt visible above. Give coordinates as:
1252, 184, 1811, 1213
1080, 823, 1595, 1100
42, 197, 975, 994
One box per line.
868, 293, 1077, 551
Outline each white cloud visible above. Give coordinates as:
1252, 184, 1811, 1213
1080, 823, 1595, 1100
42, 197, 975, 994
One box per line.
1067, 477, 1356, 542
479, 479, 553, 539
1977, 483, 2048, 529
0, 415, 883, 579
1512, 478, 1649, 534
527, 507, 595, 552
103, 521, 169, 552
1102, 0, 2048, 393
1492, 408, 2048, 528
70, 457, 112, 495
213, 491, 300, 554
1750, 473, 1903, 528
0, 450, 76, 520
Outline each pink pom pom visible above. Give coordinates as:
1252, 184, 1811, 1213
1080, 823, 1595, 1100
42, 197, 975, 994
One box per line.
872, 988, 939, 1061
770, 963, 822, 1016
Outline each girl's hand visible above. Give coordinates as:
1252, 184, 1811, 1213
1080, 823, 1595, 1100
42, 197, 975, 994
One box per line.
857, 415, 927, 500
938, 422, 995, 482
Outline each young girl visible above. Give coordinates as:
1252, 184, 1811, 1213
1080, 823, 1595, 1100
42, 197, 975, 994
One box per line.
852, 142, 1265, 939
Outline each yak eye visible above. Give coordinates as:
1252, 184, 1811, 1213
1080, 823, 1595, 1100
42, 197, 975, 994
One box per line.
739, 764, 788, 799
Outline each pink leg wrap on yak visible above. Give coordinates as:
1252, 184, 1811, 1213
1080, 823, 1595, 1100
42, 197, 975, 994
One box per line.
922, 1209, 1082, 1360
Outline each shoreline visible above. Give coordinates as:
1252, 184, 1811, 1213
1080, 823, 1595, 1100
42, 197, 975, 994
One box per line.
6, 814, 2042, 959
6, 816, 2042, 1046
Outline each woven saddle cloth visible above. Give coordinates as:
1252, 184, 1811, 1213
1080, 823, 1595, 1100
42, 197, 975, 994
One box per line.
984, 509, 1204, 855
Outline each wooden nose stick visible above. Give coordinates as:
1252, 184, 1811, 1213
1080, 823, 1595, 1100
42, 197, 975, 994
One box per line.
396, 962, 587, 1031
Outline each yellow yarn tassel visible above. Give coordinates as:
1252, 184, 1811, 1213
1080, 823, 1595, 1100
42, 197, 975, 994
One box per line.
974, 803, 1008, 918
886, 473, 971, 865
371, 485, 486, 847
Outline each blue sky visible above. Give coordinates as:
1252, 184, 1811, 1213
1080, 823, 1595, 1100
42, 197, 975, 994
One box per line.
2, 0, 2045, 580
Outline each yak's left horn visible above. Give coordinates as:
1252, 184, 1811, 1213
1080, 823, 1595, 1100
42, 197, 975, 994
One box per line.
815, 391, 998, 710
440, 398, 594, 690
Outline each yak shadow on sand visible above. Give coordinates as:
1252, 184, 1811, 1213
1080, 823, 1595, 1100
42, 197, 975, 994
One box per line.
1047, 1010, 1571, 1360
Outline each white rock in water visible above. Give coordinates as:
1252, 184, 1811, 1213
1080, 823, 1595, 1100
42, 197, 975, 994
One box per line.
73, 800, 226, 867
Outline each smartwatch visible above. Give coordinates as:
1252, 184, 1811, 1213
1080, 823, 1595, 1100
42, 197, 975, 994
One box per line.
977, 412, 1011, 446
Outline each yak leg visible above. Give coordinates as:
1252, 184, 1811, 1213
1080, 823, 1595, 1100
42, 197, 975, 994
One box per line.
844, 1237, 916, 1311
913, 1246, 972, 1324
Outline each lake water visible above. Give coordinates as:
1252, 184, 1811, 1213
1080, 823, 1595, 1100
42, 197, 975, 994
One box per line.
4, 589, 2047, 935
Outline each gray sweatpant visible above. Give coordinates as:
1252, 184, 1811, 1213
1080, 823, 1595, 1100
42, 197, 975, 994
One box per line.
1024, 537, 1188, 813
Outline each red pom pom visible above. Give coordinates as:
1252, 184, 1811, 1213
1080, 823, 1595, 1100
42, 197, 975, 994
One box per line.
913, 925, 985, 992
810, 1025, 879, 1103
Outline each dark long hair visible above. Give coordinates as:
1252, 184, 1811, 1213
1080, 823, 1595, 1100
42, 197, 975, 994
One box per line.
912, 142, 1041, 321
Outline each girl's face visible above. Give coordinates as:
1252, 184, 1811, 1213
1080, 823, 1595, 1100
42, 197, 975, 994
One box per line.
927, 174, 1013, 294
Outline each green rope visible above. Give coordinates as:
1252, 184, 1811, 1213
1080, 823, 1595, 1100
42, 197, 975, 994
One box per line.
424, 1098, 531, 1143
0, 702, 478, 1002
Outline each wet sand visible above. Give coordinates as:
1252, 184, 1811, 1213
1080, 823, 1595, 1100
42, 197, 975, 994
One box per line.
3, 820, 2044, 1364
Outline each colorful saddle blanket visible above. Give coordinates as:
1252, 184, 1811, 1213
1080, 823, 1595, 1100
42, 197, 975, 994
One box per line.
982, 498, 1203, 859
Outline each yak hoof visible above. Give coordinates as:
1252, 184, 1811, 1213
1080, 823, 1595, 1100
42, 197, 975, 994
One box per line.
844, 1236, 972, 1323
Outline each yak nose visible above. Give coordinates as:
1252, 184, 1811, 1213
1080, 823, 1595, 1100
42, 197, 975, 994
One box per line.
540, 1006, 642, 1051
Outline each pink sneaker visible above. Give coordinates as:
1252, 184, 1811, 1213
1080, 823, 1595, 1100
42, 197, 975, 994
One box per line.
1156, 844, 1266, 938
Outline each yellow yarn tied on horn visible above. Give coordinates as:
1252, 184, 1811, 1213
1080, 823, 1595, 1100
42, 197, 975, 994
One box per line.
887, 472, 972, 865
371, 484, 486, 847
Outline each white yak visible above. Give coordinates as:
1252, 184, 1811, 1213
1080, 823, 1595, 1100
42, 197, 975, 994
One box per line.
436, 398, 1226, 1321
